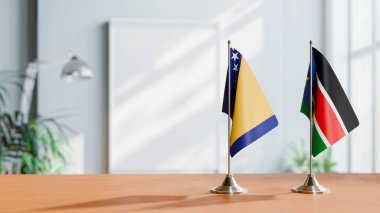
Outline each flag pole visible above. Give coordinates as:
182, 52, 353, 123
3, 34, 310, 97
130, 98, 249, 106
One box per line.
309, 40, 313, 176
227, 40, 231, 176
210, 40, 247, 194
291, 40, 330, 194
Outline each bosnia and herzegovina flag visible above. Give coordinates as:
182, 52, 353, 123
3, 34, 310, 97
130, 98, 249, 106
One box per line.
222, 48, 278, 157
301, 47, 359, 157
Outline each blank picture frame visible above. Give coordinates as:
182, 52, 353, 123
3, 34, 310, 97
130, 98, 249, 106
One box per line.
108, 19, 222, 173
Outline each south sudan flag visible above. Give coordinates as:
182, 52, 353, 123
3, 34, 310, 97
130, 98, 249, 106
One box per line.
301, 47, 359, 157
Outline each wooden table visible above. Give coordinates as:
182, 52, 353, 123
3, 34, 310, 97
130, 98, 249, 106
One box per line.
1, 174, 380, 212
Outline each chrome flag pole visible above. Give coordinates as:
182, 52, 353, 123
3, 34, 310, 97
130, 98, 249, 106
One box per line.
228, 39, 232, 176
291, 41, 330, 194
210, 40, 247, 194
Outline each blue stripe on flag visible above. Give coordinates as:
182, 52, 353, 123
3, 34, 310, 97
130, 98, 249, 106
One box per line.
230, 115, 279, 157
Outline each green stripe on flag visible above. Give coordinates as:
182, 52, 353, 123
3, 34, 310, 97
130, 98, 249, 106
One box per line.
312, 124, 328, 157
300, 102, 309, 118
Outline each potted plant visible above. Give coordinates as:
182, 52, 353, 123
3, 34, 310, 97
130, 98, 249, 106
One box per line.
0, 71, 73, 174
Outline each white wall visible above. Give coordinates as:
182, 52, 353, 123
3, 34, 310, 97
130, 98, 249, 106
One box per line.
38, 0, 324, 173
0, 0, 29, 111
326, 0, 380, 173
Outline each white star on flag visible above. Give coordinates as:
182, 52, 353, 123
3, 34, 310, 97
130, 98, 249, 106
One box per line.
233, 63, 239, 82
233, 63, 238, 71
231, 52, 239, 61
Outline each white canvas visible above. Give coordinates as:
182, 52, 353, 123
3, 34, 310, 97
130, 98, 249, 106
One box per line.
108, 19, 221, 173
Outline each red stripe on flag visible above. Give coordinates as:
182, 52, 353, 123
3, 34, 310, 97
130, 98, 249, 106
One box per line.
315, 85, 346, 145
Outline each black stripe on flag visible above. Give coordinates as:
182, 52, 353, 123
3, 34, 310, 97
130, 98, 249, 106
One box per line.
312, 47, 359, 132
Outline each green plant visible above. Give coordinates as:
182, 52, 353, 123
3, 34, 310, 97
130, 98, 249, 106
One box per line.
0, 70, 74, 174
284, 139, 337, 173
0, 112, 74, 174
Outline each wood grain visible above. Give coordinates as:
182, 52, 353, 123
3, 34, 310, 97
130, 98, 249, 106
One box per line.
0, 174, 379, 212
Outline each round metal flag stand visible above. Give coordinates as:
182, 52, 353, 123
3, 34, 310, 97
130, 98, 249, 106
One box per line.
210, 40, 247, 195
291, 173, 330, 194
291, 41, 330, 194
210, 174, 247, 194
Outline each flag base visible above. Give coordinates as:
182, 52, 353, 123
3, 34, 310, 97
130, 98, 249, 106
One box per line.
210, 174, 247, 194
291, 173, 330, 194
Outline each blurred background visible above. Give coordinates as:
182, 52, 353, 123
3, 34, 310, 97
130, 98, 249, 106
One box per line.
0, 0, 378, 174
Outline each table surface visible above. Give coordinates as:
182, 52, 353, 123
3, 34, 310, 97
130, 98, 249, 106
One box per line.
1, 174, 380, 212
